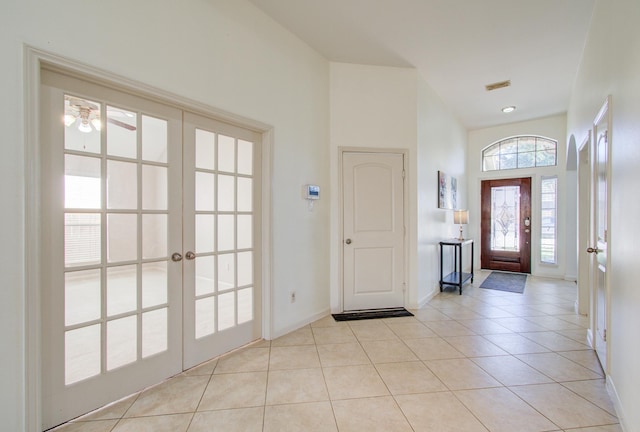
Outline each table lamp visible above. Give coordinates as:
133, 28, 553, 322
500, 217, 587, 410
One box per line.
454, 209, 469, 240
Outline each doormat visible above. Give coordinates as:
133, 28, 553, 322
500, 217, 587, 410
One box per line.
332, 307, 414, 322
479, 271, 527, 294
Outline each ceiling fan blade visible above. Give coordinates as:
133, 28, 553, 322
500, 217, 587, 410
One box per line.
107, 117, 137, 131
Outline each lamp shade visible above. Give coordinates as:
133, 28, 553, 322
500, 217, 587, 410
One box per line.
454, 210, 469, 225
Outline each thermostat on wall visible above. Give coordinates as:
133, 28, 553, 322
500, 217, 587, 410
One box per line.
305, 184, 320, 200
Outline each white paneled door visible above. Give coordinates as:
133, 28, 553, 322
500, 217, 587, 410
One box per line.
342, 152, 406, 311
589, 98, 611, 372
40, 70, 261, 429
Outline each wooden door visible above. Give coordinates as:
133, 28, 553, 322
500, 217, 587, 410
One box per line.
342, 152, 405, 310
481, 177, 532, 273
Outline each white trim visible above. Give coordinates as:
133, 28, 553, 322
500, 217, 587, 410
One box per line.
587, 328, 594, 348
24, 45, 274, 429
607, 376, 630, 432
417, 288, 438, 309
261, 128, 274, 341
24, 44, 43, 432
270, 308, 331, 340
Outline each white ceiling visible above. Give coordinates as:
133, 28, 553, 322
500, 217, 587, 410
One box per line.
247, 0, 595, 129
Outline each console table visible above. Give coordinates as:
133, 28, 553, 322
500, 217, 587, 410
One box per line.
439, 239, 474, 295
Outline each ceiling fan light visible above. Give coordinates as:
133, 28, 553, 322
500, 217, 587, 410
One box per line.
64, 114, 76, 127
78, 120, 92, 133
91, 118, 102, 131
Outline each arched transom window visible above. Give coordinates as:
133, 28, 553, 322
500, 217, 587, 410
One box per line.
482, 136, 557, 172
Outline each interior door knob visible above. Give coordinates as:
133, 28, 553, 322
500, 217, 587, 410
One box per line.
185, 251, 196, 260
171, 252, 183, 262
586, 247, 600, 254
345, 239, 352, 245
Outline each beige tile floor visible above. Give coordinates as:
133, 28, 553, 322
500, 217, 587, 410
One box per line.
53, 271, 622, 432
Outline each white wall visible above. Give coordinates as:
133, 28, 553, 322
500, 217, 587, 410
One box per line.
416, 78, 468, 305
328, 63, 468, 309
329, 63, 418, 309
467, 115, 568, 279
1, 0, 330, 429
567, 0, 640, 429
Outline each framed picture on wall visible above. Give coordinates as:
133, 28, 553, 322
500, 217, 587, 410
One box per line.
438, 170, 457, 209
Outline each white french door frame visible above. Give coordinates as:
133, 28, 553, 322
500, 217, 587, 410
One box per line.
337, 147, 410, 313
24, 46, 273, 431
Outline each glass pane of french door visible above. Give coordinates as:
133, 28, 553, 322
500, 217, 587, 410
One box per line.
182, 112, 262, 369
40, 70, 183, 429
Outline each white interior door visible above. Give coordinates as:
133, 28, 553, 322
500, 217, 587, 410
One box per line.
182, 112, 262, 369
39, 70, 262, 429
342, 152, 405, 311
589, 98, 611, 372
40, 70, 183, 429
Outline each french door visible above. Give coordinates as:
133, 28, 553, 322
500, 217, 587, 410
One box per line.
480, 177, 532, 273
40, 69, 261, 429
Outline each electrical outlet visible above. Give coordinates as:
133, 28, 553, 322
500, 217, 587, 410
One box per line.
290, 292, 296, 303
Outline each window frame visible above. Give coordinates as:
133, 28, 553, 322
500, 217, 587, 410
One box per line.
482, 135, 557, 172
540, 175, 558, 265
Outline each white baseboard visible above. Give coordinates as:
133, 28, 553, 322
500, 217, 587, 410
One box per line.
607, 376, 631, 432
564, 274, 577, 282
268, 308, 331, 340
417, 288, 438, 309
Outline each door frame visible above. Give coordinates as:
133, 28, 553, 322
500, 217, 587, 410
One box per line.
24, 46, 273, 430
337, 147, 409, 313
577, 132, 591, 318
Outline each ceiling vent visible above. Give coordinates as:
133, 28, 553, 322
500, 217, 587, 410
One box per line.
485, 80, 511, 91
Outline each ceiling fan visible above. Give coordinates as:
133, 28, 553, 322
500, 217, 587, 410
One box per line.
65, 97, 137, 133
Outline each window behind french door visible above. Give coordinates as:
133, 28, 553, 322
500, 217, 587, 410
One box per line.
40, 69, 262, 430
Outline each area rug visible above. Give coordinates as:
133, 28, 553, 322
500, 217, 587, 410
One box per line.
479, 271, 527, 294
332, 307, 414, 322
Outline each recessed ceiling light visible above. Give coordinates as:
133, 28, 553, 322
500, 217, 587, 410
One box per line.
502, 106, 516, 113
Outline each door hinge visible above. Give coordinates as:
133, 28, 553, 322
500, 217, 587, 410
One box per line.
402, 170, 406, 179
603, 329, 607, 341
403, 282, 406, 292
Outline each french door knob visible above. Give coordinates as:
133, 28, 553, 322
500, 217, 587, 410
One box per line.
586, 247, 600, 254
185, 251, 196, 260
171, 252, 183, 262
345, 239, 352, 245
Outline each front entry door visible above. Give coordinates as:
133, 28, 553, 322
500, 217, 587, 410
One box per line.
589, 98, 611, 372
481, 177, 532, 273
342, 152, 405, 311
39, 69, 262, 429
